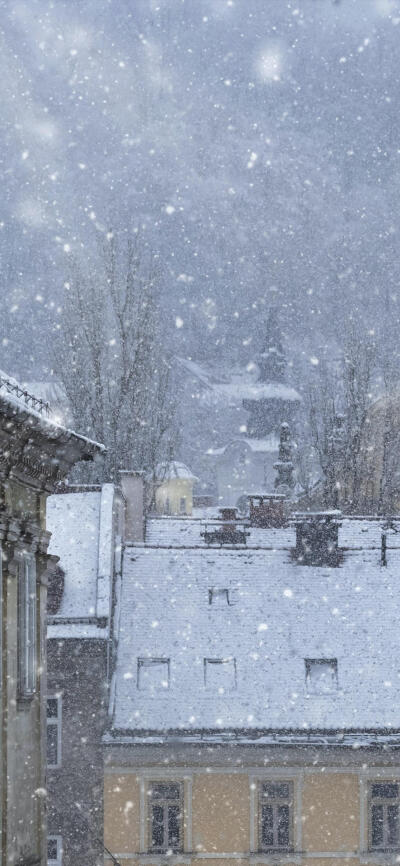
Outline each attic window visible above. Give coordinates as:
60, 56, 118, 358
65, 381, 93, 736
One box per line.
305, 659, 338, 694
208, 588, 230, 606
204, 658, 236, 692
137, 658, 170, 691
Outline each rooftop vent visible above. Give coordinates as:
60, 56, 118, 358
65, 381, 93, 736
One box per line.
248, 493, 287, 528
293, 511, 342, 567
201, 507, 250, 546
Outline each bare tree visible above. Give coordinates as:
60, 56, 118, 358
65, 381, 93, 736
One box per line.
340, 328, 375, 511
55, 231, 178, 482
307, 329, 375, 512
307, 364, 344, 509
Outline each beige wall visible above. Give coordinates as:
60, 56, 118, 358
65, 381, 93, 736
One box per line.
155, 479, 194, 515
104, 761, 400, 865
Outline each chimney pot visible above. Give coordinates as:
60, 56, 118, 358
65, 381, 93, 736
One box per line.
293, 511, 342, 566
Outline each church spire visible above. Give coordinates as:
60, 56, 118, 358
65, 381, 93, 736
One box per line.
258, 308, 286, 383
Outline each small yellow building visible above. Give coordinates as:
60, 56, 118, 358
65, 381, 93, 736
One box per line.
104, 510, 400, 865
153, 461, 198, 516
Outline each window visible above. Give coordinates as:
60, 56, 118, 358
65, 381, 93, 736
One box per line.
47, 836, 62, 866
259, 781, 293, 852
305, 658, 338, 694
148, 782, 183, 853
204, 658, 236, 692
179, 497, 187, 514
137, 658, 170, 691
47, 696, 62, 768
18, 554, 36, 699
208, 588, 230, 606
369, 782, 400, 851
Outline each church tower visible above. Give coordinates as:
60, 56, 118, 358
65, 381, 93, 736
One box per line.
243, 309, 300, 440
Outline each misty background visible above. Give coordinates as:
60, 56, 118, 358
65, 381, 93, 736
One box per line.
1, 0, 400, 385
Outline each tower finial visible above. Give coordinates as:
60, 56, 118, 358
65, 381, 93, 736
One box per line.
274, 422, 294, 491
258, 308, 286, 383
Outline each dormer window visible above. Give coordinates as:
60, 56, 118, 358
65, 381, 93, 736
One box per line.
137, 658, 170, 692
208, 588, 230, 606
305, 659, 338, 694
204, 658, 236, 692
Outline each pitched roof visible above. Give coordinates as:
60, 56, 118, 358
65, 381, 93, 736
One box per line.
110, 516, 400, 738
0, 370, 104, 457
47, 485, 115, 638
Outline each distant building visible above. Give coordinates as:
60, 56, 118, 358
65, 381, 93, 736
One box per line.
0, 370, 102, 866
151, 461, 199, 515
103, 490, 400, 865
209, 311, 301, 505
46, 483, 123, 866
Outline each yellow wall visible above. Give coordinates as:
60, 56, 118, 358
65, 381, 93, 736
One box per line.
104, 765, 397, 865
192, 774, 249, 853
155, 478, 194, 515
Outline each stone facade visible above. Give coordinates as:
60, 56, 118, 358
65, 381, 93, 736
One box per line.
0, 374, 102, 866
104, 741, 399, 866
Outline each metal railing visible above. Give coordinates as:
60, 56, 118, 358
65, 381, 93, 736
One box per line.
0, 375, 50, 416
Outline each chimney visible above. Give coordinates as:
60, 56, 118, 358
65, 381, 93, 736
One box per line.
293, 511, 342, 566
119, 470, 145, 543
248, 494, 287, 528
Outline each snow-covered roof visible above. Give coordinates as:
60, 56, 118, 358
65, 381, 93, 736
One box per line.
111, 516, 400, 736
207, 435, 279, 457
0, 370, 104, 455
212, 382, 301, 405
154, 461, 199, 482
47, 485, 115, 638
22, 380, 72, 426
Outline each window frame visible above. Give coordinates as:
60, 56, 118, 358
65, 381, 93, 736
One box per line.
208, 587, 230, 606
368, 781, 400, 852
305, 658, 338, 695
18, 552, 37, 700
203, 657, 237, 691
47, 835, 63, 866
258, 780, 294, 853
147, 781, 183, 854
46, 695, 62, 769
137, 658, 170, 691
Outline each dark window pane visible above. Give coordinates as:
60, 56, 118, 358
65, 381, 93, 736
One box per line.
263, 782, 289, 800
261, 805, 274, 848
388, 805, 399, 846
168, 805, 181, 848
47, 839, 57, 860
151, 783, 180, 800
277, 805, 290, 847
372, 783, 399, 799
47, 725, 58, 766
372, 804, 384, 848
47, 699, 58, 718
151, 805, 164, 849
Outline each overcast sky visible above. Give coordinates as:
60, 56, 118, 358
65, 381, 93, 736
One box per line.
1, 0, 400, 377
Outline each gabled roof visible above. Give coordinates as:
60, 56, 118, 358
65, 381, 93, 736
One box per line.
110, 516, 400, 738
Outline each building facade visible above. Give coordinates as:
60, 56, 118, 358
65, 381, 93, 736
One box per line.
0, 371, 102, 866
46, 483, 123, 866
104, 501, 400, 865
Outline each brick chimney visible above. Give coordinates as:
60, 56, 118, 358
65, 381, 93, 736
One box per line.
293, 511, 342, 566
248, 494, 287, 528
119, 470, 145, 543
